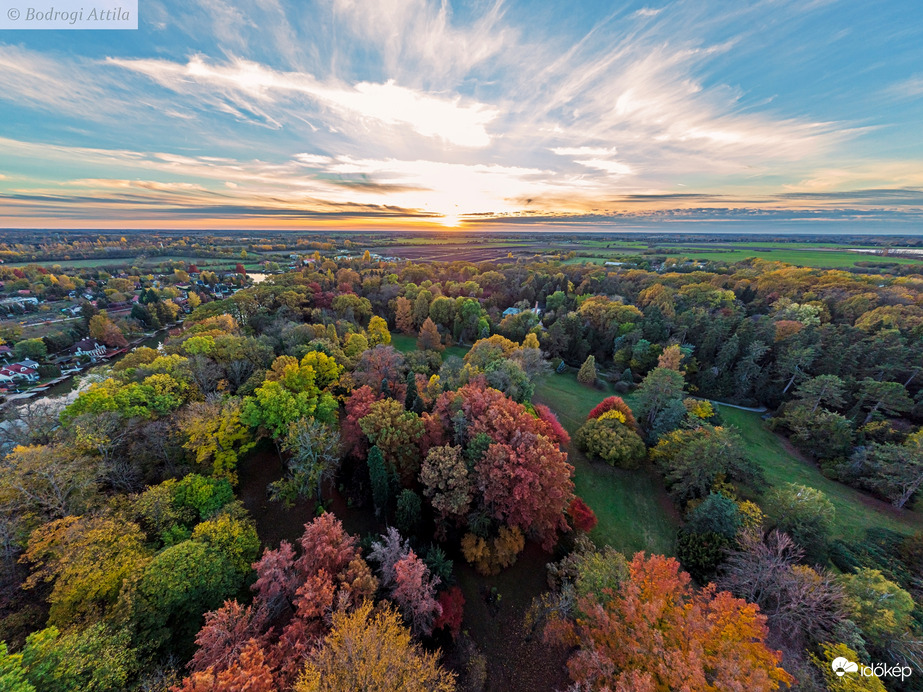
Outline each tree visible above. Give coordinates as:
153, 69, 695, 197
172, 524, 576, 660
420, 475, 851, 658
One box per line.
395, 490, 422, 537
812, 643, 887, 692
22, 515, 152, 628
651, 426, 761, 503
181, 399, 255, 484
391, 550, 442, 637
367, 315, 391, 347
765, 483, 834, 562
0, 444, 99, 521
13, 338, 46, 362
575, 413, 646, 469
178, 640, 275, 692
548, 552, 792, 691
271, 419, 341, 504
576, 355, 597, 385
369, 527, 411, 590
18, 623, 138, 692
719, 531, 848, 647
295, 602, 456, 692
684, 493, 741, 539
844, 443, 923, 509
127, 539, 243, 652
395, 297, 414, 334
461, 526, 525, 576
657, 344, 684, 371
794, 375, 847, 414
634, 367, 687, 440
534, 404, 571, 446
359, 399, 424, 485
587, 396, 639, 431
434, 586, 465, 640
417, 317, 443, 352
367, 446, 391, 518
855, 378, 913, 423
0, 642, 34, 692
839, 568, 915, 648
353, 346, 407, 397
420, 445, 471, 526
779, 404, 854, 460
567, 497, 598, 533
403, 370, 421, 412
88, 313, 127, 348
342, 386, 382, 459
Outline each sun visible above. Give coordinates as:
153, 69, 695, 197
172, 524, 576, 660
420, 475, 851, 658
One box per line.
440, 214, 462, 228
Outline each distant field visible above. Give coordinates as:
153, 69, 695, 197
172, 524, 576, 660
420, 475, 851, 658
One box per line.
533, 372, 678, 556
718, 405, 923, 540
5, 255, 265, 270
563, 246, 922, 269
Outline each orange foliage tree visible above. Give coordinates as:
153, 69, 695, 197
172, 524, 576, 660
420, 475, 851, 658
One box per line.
548, 553, 793, 691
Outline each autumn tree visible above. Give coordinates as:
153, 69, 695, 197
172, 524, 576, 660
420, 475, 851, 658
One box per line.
295, 602, 456, 692
391, 550, 442, 637
22, 515, 152, 628
420, 445, 471, 527
0, 444, 100, 521
417, 317, 443, 352
548, 552, 792, 691
181, 399, 255, 484
367, 315, 391, 347
587, 396, 639, 432
395, 296, 414, 334
359, 399, 424, 485
341, 386, 382, 459
353, 346, 407, 398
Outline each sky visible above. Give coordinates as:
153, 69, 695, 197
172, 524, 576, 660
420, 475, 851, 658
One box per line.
1, 0, 923, 233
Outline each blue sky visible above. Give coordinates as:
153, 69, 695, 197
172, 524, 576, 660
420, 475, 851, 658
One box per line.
1, 0, 922, 231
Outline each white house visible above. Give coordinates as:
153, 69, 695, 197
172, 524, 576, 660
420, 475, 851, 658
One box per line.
71, 339, 107, 358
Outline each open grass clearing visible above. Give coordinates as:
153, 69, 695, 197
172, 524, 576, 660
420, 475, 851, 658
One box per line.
718, 405, 923, 541
533, 371, 678, 557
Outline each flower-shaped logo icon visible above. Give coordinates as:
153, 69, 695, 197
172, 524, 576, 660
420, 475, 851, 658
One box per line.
831, 657, 859, 677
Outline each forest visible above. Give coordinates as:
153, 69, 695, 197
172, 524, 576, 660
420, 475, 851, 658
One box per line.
0, 250, 921, 691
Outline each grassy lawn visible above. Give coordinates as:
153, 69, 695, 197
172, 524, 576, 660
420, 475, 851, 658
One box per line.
533, 372, 678, 557
718, 405, 923, 541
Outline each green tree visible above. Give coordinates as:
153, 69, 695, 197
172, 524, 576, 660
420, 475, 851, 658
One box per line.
839, 568, 915, 648
855, 378, 913, 424
395, 490, 422, 537
575, 414, 646, 469
0, 642, 35, 692
13, 339, 47, 362
634, 367, 687, 440
765, 483, 834, 562
367, 446, 391, 518
359, 399, 424, 485
19, 624, 137, 692
794, 375, 847, 413
651, 426, 760, 503
271, 418, 341, 504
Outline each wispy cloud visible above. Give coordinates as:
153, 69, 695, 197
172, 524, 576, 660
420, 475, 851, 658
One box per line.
0, 0, 920, 230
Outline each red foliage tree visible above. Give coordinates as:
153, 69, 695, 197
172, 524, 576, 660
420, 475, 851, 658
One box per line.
391, 550, 442, 637
567, 497, 598, 533
434, 586, 465, 639
181, 514, 377, 690
341, 386, 382, 459
175, 640, 275, 692
587, 396, 639, 431
534, 404, 571, 446
427, 382, 575, 550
